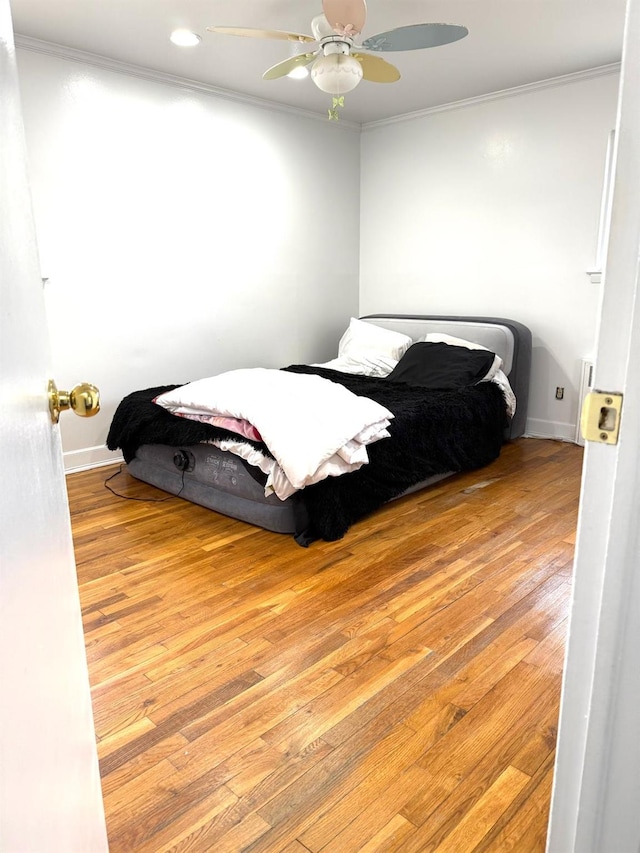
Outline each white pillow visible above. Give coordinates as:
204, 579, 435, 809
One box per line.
318, 318, 413, 378
340, 318, 413, 360
419, 332, 503, 380
419, 332, 489, 351
316, 354, 397, 376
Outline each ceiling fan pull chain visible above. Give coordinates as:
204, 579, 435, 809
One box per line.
328, 95, 345, 120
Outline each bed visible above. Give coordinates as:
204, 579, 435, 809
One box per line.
107, 314, 532, 544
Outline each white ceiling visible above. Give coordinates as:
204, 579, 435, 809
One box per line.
9, 0, 627, 124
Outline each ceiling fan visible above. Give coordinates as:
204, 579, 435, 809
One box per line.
207, 0, 468, 118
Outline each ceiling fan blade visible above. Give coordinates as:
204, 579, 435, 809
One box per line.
361, 23, 468, 52
352, 53, 400, 83
262, 52, 319, 81
207, 26, 315, 43
322, 0, 367, 36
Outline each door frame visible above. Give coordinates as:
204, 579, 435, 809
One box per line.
547, 0, 640, 849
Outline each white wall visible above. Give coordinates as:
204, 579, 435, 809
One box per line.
17, 49, 622, 462
359, 72, 620, 439
16, 49, 361, 470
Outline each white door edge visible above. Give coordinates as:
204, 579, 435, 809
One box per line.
547, 0, 640, 849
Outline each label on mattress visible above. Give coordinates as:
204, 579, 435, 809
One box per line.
205, 452, 239, 485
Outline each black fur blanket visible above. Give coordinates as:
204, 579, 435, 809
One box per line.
107, 384, 272, 464
107, 367, 509, 542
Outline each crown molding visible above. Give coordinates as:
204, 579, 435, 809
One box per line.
14, 35, 620, 133
361, 63, 622, 130
13, 34, 361, 131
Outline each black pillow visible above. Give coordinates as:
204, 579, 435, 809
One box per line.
386, 342, 496, 389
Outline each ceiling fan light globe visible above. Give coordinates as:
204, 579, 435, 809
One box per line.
311, 54, 363, 94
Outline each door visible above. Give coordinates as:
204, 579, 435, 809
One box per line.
547, 0, 640, 849
0, 2, 108, 849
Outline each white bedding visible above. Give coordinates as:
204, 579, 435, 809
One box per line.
491, 369, 516, 418
313, 317, 412, 377
154, 368, 393, 500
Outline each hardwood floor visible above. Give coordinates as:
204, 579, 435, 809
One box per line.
67, 437, 582, 852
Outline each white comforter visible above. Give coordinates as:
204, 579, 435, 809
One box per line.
154, 369, 393, 500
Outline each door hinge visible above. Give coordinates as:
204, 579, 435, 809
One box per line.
580, 391, 623, 445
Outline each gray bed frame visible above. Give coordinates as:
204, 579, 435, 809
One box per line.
127, 315, 532, 534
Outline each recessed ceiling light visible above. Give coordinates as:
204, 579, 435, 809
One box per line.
170, 29, 202, 47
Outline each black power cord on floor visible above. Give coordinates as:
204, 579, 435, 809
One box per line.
104, 463, 186, 502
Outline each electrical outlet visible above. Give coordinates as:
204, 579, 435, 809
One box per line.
555, 387, 564, 400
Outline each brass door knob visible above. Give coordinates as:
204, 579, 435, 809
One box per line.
49, 379, 100, 424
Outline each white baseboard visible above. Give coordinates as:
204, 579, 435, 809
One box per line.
524, 418, 578, 443
63, 444, 123, 473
